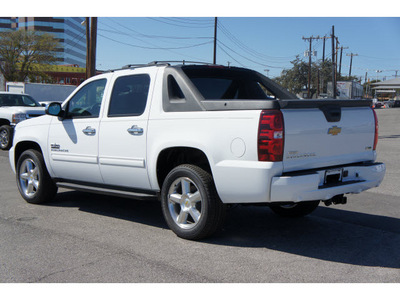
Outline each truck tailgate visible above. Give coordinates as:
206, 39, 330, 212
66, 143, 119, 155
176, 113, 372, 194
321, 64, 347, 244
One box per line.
281, 105, 375, 173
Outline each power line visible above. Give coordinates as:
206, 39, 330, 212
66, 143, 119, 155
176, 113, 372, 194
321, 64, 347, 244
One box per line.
98, 33, 213, 50
108, 18, 213, 40
146, 17, 214, 28
218, 40, 285, 69
218, 21, 296, 63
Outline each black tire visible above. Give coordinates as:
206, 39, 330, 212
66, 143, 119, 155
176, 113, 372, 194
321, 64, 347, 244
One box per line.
16, 149, 58, 204
161, 164, 226, 240
269, 200, 320, 218
0, 125, 13, 150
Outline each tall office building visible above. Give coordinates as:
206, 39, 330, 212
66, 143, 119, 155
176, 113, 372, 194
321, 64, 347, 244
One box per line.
0, 17, 86, 67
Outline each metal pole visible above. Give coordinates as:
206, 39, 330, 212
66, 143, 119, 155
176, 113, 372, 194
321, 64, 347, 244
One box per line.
349, 54, 353, 77
308, 37, 312, 99
213, 17, 217, 64
331, 26, 336, 99
339, 47, 343, 78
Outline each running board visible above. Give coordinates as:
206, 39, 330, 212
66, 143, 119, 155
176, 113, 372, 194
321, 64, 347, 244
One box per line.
56, 182, 159, 201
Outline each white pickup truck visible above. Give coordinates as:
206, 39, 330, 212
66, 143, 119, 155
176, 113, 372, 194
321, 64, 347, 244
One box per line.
9, 62, 386, 240
0, 92, 45, 150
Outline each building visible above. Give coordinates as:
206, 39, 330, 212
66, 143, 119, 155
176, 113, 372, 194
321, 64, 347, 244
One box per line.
0, 17, 86, 68
371, 78, 400, 100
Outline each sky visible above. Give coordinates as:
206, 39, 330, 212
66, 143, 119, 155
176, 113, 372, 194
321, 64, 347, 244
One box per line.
6, 0, 400, 83
95, 17, 400, 82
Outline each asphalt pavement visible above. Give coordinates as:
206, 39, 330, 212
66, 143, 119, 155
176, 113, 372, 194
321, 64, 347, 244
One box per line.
0, 108, 399, 284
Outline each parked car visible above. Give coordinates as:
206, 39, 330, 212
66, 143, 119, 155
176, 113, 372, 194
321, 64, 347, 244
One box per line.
0, 92, 45, 150
384, 100, 395, 108
8, 62, 386, 240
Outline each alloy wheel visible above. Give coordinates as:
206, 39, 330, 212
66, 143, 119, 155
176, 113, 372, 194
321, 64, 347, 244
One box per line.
167, 177, 203, 229
19, 158, 40, 197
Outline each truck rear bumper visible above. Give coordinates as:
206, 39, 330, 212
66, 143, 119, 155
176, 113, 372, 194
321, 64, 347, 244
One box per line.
270, 162, 386, 203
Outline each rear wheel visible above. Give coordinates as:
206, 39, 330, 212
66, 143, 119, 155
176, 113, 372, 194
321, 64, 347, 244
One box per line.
269, 200, 320, 217
161, 164, 225, 240
0, 125, 13, 150
16, 149, 58, 204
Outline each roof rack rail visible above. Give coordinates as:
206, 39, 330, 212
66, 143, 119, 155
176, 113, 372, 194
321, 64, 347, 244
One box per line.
106, 60, 225, 73
148, 60, 215, 66
121, 63, 151, 69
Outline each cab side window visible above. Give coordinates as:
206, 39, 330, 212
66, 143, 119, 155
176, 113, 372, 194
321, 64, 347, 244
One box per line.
66, 79, 107, 118
108, 74, 150, 117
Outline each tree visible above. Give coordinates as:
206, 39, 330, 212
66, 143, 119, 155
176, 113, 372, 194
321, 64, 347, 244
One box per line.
274, 56, 309, 95
274, 56, 360, 98
0, 30, 60, 82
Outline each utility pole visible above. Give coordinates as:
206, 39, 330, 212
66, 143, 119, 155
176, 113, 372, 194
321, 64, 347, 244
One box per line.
213, 17, 217, 64
331, 26, 336, 98
85, 17, 90, 80
84, 17, 98, 79
321, 36, 330, 63
335, 37, 340, 81
89, 17, 97, 78
302, 35, 320, 98
347, 53, 358, 77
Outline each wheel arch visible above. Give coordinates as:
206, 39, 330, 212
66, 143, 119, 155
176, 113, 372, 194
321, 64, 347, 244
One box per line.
14, 141, 43, 169
156, 147, 212, 190
0, 118, 11, 126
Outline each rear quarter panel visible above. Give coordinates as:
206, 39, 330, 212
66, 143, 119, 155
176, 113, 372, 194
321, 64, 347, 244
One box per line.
146, 109, 282, 203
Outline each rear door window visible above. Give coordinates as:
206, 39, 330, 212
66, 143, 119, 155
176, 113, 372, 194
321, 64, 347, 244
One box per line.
108, 74, 150, 117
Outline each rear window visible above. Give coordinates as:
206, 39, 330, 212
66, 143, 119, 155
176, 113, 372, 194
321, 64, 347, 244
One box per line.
0, 94, 41, 107
182, 67, 275, 100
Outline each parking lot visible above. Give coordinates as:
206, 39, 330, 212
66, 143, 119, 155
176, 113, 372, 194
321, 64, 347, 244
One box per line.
0, 108, 400, 283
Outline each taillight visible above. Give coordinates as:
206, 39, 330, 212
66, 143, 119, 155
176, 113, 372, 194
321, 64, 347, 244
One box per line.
258, 110, 284, 162
372, 107, 378, 151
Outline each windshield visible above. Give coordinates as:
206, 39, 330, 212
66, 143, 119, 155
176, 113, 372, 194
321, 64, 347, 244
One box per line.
0, 94, 41, 107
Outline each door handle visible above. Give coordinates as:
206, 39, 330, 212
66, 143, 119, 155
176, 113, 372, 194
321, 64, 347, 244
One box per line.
127, 125, 144, 136
82, 126, 96, 135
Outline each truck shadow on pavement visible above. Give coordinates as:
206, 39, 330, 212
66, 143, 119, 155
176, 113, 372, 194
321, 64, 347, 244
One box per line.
50, 190, 168, 229
50, 190, 400, 269
211, 204, 400, 269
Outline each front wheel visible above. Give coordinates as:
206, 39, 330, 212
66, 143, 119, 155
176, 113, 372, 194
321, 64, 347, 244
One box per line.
161, 164, 225, 240
16, 149, 58, 204
269, 200, 320, 217
0, 125, 13, 150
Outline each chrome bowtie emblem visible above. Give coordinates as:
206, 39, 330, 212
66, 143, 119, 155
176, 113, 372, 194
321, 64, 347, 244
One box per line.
327, 126, 342, 136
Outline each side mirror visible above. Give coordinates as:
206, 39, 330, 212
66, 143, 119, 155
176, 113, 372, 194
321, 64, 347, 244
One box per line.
45, 102, 63, 117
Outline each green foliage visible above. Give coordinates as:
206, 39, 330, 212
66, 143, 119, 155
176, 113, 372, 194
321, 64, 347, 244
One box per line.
274, 56, 342, 97
0, 30, 60, 82
274, 56, 308, 95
